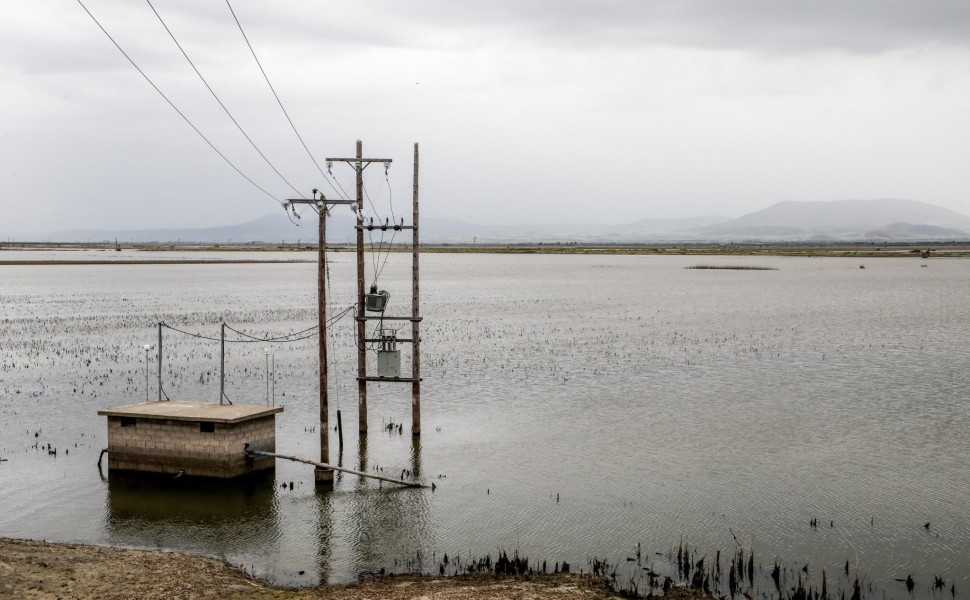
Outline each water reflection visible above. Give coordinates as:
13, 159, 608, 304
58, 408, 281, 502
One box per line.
107, 471, 276, 524
106, 472, 280, 557
102, 438, 433, 585
358, 434, 368, 474
343, 435, 433, 577
410, 436, 422, 480
313, 487, 335, 586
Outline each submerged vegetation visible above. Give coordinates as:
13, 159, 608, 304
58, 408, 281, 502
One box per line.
589, 538, 954, 600
686, 265, 778, 270
419, 538, 949, 600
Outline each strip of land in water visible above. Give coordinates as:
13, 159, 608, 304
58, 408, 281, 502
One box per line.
0, 537, 694, 600
2, 241, 969, 263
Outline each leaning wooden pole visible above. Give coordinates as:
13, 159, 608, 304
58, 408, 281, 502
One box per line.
315, 205, 333, 484
248, 449, 426, 488
411, 142, 421, 436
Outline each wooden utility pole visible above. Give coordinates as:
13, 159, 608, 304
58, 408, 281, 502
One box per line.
355, 140, 367, 434
411, 143, 421, 435
282, 141, 423, 485
315, 208, 332, 483
284, 192, 354, 486
327, 141, 394, 435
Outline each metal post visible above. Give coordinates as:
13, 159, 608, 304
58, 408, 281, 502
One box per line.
144, 346, 151, 403
411, 143, 421, 436
316, 203, 333, 484
157, 322, 162, 401
337, 409, 344, 451
219, 322, 225, 405
356, 140, 368, 434
264, 348, 270, 406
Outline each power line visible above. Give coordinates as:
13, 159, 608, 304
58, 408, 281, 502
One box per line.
325, 162, 354, 201
386, 169, 396, 222
374, 170, 398, 281
160, 323, 224, 342
76, 0, 282, 205
163, 322, 316, 343
146, 0, 306, 199
161, 311, 353, 344
224, 323, 319, 342
375, 225, 399, 282
362, 179, 382, 280
225, 0, 348, 200
325, 245, 340, 409
362, 177, 399, 284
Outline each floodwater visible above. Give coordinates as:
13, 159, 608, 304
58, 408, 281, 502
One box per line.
1, 250, 968, 597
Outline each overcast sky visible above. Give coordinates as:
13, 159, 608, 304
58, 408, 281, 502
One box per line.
3, 1, 970, 237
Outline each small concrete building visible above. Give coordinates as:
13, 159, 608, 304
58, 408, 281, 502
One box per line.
98, 401, 282, 479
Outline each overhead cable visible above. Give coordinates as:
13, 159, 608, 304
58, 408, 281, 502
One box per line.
374, 171, 399, 281
146, 0, 306, 199
225, 0, 348, 200
362, 178, 399, 284
160, 309, 353, 344
76, 0, 282, 205
161, 322, 315, 343
325, 245, 340, 409
224, 323, 319, 342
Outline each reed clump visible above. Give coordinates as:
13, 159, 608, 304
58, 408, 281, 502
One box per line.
686, 265, 778, 270
594, 536, 916, 600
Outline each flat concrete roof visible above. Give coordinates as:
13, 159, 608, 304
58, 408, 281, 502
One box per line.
98, 400, 283, 424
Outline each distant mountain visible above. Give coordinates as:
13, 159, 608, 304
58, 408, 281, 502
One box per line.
29, 199, 970, 243
420, 215, 728, 242
41, 213, 353, 245
701, 199, 970, 240
624, 215, 729, 230
39, 213, 731, 244
863, 222, 969, 240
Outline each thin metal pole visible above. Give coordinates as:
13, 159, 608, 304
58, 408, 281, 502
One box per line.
265, 350, 269, 406
411, 142, 421, 436
356, 139, 368, 434
337, 409, 344, 451
316, 203, 333, 483
157, 322, 162, 401
219, 322, 225, 405
144, 347, 150, 403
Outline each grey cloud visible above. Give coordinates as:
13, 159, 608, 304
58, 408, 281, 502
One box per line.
385, 0, 970, 54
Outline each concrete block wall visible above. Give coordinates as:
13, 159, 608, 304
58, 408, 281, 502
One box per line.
106, 415, 276, 478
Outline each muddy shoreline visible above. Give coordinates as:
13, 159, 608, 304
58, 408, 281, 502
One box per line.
0, 537, 702, 599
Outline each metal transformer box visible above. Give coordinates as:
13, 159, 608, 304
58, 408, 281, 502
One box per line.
377, 350, 401, 377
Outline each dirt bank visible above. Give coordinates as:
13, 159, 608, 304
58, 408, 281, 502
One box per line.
0, 538, 696, 600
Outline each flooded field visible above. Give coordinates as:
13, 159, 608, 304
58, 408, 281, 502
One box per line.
1, 250, 968, 597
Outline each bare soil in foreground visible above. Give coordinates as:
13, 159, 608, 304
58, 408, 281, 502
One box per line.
0, 538, 702, 600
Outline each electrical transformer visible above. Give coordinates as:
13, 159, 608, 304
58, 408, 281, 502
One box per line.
377, 332, 400, 378
365, 284, 389, 312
